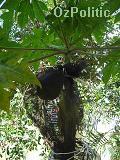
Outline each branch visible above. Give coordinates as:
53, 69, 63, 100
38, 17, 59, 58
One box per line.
28, 51, 65, 63
0, 47, 65, 52
52, 0, 69, 50
0, 46, 119, 64
0, 46, 119, 52
72, 46, 120, 51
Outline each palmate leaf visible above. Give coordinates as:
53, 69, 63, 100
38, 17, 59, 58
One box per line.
0, 0, 19, 32
0, 62, 39, 85
0, 51, 40, 111
1, 0, 48, 28
17, 0, 38, 27
0, 51, 40, 85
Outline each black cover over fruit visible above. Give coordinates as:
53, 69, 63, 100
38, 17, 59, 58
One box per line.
37, 59, 87, 100
36, 68, 64, 100
63, 59, 86, 78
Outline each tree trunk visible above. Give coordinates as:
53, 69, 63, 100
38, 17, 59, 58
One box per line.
53, 77, 83, 160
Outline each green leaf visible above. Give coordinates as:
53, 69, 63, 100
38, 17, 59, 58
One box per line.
0, 51, 41, 111
0, 61, 39, 86
27, 2, 35, 20
1, 0, 19, 11
0, 30, 20, 47
111, 62, 120, 77
111, 38, 120, 46
101, 50, 120, 62
1, 11, 14, 33
107, 51, 120, 60
115, 12, 120, 23
102, 63, 113, 84
0, 51, 40, 87
107, 0, 120, 14
92, 23, 106, 44
102, 62, 119, 84
38, 1, 48, 11
0, 51, 23, 64
32, 0, 46, 22
17, 0, 29, 27
0, 88, 10, 111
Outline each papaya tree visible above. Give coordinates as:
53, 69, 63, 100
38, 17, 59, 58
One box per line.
0, 0, 120, 159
